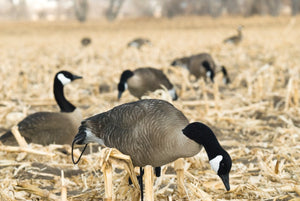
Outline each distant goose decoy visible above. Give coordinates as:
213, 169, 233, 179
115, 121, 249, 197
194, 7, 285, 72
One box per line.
117, 67, 178, 100
223, 25, 243, 45
171, 53, 230, 84
127, 38, 151, 49
73, 99, 232, 198
81, 37, 92, 47
0, 71, 83, 146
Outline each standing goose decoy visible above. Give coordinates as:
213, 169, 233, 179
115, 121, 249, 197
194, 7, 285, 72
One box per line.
127, 38, 151, 49
223, 25, 243, 45
171, 53, 230, 84
73, 99, 232, 198
0, 71, 83, 146
117, 67, 178, 101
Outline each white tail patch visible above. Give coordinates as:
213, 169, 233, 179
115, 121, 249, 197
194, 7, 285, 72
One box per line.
181, 64, 188, 70
85, 128, 105, 146
206, 71, 212, 78
57, 73, 71, 85
168, 87, 177, 100
209, 155, 223, 173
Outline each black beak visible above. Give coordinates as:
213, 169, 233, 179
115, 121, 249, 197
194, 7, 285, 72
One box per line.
171, 61, 176, 66
219, 174, 230, 191
71, 131, 88, 165
73, 132, 87, 145
118, 91, 123, 100
73, 75, 83, 80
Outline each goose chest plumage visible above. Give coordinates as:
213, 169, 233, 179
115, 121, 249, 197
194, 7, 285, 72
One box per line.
0, 71, 82, 146
73, 99, 232, 191
117, 67, 178, 101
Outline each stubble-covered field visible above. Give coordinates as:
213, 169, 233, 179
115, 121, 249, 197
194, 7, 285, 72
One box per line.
0, 16, 299, 200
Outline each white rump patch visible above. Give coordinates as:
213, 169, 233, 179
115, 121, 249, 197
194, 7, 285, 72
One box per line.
130, 42, 139, 47
181, 64, 188, 70
206, 71, 212, 78
85, 128, 105, 146
209, 155, 223, 173
168, 87, 177, 100
57, 73, 71, 85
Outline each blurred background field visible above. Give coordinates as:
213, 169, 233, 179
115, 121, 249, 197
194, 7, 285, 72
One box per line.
0, 1, 300, 200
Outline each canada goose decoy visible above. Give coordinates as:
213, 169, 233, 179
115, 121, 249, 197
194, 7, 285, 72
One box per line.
171, 53, 230, 84
223, 25, 243, 45
81, 37, 92, 47
117, 67, 178, 101
127, 38, 151, 49
0, 71, 82, 146
72, 99, 232, 198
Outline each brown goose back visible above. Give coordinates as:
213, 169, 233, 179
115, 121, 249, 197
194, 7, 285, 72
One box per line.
127, 67, 174, 99
82, 99, 201, 167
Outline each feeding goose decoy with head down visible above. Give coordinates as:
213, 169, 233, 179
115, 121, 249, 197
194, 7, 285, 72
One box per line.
0, 71, 83, 146
81, 37, 92, 47
223, 25, 243, 45
117, 67, 178, 101
72, 99, 232, 199
127, 38, 151, 49
171, 53, 230, 84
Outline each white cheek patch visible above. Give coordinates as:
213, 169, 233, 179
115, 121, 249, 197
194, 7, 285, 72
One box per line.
168, 87, 177, 100
84, 128, 106, 146
209, 155, 223, 173
124, 83, 128, 90
57, 73, 71, 85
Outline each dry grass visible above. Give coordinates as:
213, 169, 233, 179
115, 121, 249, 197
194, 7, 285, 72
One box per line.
0, 16, 300, 200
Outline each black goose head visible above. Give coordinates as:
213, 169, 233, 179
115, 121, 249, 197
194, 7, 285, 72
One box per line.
182, 122, 232, 191
221, 66, 231, 84
55, 71, 82, 86
54, 71, 82, 112
117, 70, 134, 99
202, 61, 215, 83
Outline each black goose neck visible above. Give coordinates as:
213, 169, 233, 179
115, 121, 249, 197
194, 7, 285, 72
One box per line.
54, 77, 76, 112
120, 70, 134, 84
183, 122, 224, 160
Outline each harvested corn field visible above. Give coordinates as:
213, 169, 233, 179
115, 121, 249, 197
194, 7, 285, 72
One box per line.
0, 16, 300, 200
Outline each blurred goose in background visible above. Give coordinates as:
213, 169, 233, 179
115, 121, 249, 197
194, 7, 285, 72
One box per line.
171, 53, 230, 84
223, 25, 243, 45
117, 67, 178, 100
0, 71, 82, 146
127, 38, 151, 49
81, 37, 92, 47
73, 99, 232, 199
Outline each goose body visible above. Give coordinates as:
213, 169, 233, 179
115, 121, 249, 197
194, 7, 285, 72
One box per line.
171, 53, 230, 84
118, 67, 178, 100
73, 99, 232, 191
224, 26, 243, 45
0, 71, 82, 146
127, 38, 151, 49
81, 37, 91, 47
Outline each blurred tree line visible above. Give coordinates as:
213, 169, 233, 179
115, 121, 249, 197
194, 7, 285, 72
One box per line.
0, 0, 299, 21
